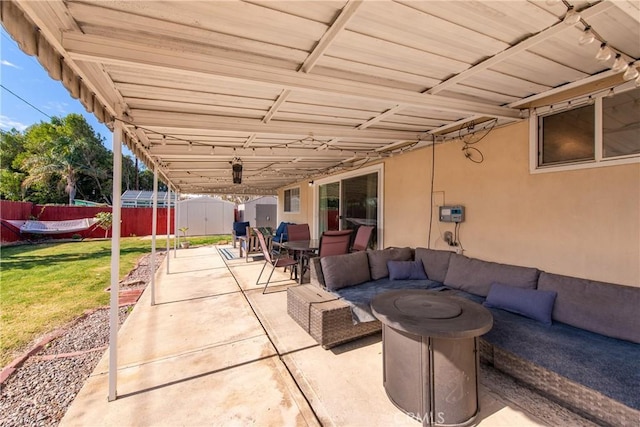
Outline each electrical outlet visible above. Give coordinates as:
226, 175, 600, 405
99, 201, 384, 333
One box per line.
454, 246, 463, 254
444, 231, 453, 245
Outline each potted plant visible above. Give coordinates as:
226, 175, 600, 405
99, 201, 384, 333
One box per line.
94, 211, 113, 238
178, 226, 190, 248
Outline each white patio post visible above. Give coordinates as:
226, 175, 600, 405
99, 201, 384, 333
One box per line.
108, 119, 123, 402
174, 192, 179, 257
150, 166, 158, 306
166, 185, 171, 273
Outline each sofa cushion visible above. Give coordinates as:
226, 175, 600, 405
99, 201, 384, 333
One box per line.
332, 277, 442, 323
484, 283, 557, 325
321, 252, 371, 291
537, 272, 640, 343
414, 248, 452, 283
443, 254, 539, 297
481, 306, 640, 410
388, 260, 428, 280
367, 247, 412, 280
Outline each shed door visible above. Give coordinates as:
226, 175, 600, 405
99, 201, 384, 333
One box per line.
255, 204, 277, 228
187, 202, 207, 236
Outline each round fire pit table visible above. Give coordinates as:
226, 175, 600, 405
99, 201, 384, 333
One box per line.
371, 290, 493, 426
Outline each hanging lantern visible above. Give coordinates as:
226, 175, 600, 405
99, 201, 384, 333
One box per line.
232, 157, 243, 184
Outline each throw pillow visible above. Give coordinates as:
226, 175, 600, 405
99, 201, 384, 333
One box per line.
388, 260, 428, 280
483, 283, 557, 325
367, 247, 413, 280
321, 252, 371, 291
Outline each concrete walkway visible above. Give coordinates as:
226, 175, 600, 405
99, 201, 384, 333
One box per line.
61, 245, 594, 427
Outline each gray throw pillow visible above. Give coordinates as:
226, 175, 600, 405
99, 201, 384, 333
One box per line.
367, 247, 412, 280
483, 283, 557, 325
321, 252, 371, 291
414, 248, 452, 283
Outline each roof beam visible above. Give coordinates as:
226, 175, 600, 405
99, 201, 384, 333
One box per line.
148, 145, 354, 159
262, 89, 290, 123
300, 0, 363, 73
130, 109, 423, 141
262, 1, 364, 123
62, 32, 521, 120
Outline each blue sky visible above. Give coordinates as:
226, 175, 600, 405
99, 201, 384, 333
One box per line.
1, 27, 130, 155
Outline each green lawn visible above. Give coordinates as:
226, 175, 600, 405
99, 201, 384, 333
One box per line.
0, 235, 229, 367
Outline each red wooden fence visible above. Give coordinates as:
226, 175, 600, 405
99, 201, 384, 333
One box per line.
0, 200, 175, 244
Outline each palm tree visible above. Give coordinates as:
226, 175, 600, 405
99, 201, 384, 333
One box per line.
20, 115, 111, 205
21, 136, 85, 205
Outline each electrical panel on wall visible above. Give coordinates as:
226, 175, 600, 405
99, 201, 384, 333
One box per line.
439, 205, 465, 223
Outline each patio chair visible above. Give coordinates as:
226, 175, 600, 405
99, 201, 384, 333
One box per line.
351, 225, 374, 252
283, 223, 311, 275
301, 229, 352, 279
232, 221, 250, 248
271, 221, 290, 245
286, 223, 310, 241
254, 227, 298, 294
239, 226, 266, 262
317, 230, 352, 257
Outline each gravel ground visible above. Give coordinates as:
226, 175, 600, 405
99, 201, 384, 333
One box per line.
0, 252, 164, 427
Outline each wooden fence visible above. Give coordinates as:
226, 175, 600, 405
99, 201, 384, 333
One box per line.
1, 200, 174, 244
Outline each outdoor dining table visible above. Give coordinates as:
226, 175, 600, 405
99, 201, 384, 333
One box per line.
280, 239, 319, 284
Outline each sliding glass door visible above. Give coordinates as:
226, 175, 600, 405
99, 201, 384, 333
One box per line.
318, 182, 340, 232
341, 173, 378, 248
316, 167, 380, 249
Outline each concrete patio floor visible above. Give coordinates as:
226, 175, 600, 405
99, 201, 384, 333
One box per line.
61, 245, 596, 426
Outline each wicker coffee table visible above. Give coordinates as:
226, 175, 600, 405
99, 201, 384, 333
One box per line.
371, 290, 493, 427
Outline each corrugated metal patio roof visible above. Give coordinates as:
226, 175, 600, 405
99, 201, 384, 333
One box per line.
2, 0, 638, 195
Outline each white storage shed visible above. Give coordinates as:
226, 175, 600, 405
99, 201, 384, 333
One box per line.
176, 196, 235, 236
238, 196, 277, 229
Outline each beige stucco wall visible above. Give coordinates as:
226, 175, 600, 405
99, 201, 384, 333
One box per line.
276, 183, 313, 226
278, 120, 639, 287
385, 121, 640, 287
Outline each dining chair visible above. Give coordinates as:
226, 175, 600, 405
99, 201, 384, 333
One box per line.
286, 223, 311, 241
301, 230, 352, 278
254, 227, 298, 294
282, 223, 311, 276
318, 230, 352, 257
351, 225, 374, 252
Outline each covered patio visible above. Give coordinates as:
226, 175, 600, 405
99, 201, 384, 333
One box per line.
60, 245, 595, 426
2, 1, 638, 424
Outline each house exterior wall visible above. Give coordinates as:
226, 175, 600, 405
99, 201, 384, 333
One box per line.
276, 184, 313, 227
278, 120, 639, 288
385, 121, 639, 288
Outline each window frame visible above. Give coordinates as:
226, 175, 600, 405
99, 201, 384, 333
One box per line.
283, 186, 300, 213
529, 84, 640, 174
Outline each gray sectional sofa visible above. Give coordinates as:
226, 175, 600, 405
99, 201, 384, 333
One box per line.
286, 247, 640, 426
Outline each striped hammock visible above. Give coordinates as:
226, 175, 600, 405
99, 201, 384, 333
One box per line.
4, 218, 98, 235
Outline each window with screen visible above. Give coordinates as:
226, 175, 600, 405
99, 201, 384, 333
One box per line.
284, 187, 300, 213
534, 87, 640, 171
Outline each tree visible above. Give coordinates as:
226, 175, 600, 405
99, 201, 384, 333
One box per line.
0, 129, 27, 201
3, 114, 162, 204
18, 115, 112, 205
94, 211, 113, 237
